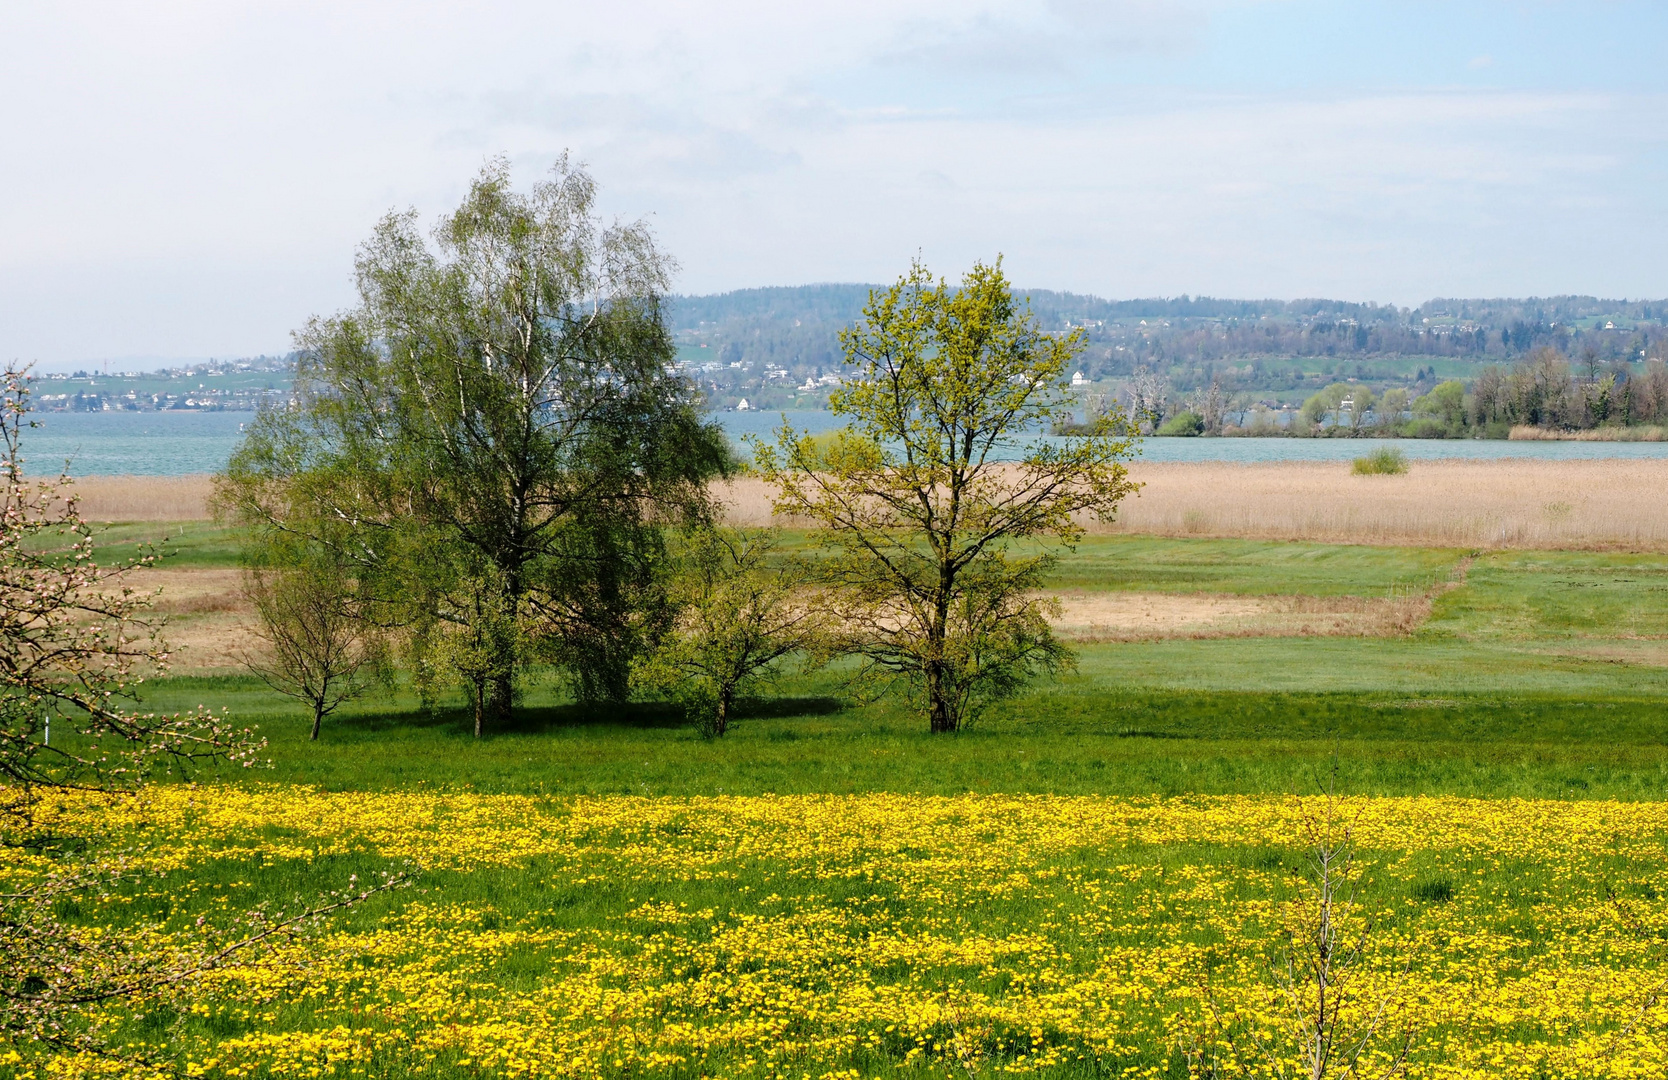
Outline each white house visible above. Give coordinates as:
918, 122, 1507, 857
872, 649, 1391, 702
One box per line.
1071, 371, 1089, 387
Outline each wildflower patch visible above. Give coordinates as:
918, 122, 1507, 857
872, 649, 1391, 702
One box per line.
14, 788, 1668, 1078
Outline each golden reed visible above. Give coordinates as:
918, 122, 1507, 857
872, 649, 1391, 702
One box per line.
69, 459, 1668, 550
721, 458, 1668, 550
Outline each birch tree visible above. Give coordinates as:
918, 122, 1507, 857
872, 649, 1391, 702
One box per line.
218, 156, 729, 732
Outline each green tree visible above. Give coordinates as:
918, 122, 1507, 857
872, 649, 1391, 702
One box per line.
1300, 383, 1353, 430
1375, 388, 1410, 429
1345, 385, 1376, 429
241, 541, 390, 741
643, 528, 822, 737
1413, 380, 1466, 428
219, 157, 729, 733
753, 260, 1138, 733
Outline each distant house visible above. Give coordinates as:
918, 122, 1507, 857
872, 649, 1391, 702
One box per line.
736, 398, 752, 411
1071, 371, 1089, 387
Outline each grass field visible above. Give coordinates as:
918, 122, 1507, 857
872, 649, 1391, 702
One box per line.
12, 499, 1668, 1078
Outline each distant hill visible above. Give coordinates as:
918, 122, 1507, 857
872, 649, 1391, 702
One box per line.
668, 285, 1668, 408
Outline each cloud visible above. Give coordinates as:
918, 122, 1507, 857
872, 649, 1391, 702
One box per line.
1469, 54, 1495, 69
877, 1, 1205, 76
0, 1, 1665, 362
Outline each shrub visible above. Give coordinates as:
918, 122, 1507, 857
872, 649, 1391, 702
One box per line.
1351, 447, 1409, 475
1157, 410, 1205, 436
1404, 417, 1450, 439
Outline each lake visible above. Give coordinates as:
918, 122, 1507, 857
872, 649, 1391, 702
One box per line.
714, 410, 1668, 463
24, 410, 1668, 476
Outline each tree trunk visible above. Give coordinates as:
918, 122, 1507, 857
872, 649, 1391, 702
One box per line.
472, 676, 487, 739
488, 670, 514, 727
714, 685, 732, 737
310, 702, 323, 741
926, 660, 956, 733
927, 591, 956, 733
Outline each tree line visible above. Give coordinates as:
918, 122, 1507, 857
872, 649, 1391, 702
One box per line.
1123, 346, 1668, 439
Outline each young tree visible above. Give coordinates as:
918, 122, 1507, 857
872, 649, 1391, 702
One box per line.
643, 528, 821, 737
753, 260, 1138, 733
242, 545, 390, 741
1188, 793, 1417, 1080
218, 156, 730, 732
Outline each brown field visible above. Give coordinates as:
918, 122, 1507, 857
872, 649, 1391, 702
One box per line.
59, 459, 1668, 550
148, 576, 1438, 673
129, 567, 263, 671
65, 474, 215, 522
1048, 589, 1433, 642
723, 458, 1668, 549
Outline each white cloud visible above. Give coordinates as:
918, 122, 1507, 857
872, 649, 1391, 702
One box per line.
0, 2, 1664, 363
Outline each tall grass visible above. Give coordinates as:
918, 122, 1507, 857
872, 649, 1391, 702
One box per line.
1510, 424, 1668, 442
72, 460, 1668, 550
60, 474, 214, 521
723, 461, 1668, 549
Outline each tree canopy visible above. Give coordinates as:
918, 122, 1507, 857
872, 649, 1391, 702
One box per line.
753, 259, 1139, 732
219, 156, 729, 732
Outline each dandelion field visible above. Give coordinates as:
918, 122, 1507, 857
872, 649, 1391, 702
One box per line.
12, 529, 1668, 1078
17, 786, 1668, 1079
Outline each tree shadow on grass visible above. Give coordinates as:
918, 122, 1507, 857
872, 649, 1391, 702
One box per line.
333, 695, 847, 739
733, 696, 844, 720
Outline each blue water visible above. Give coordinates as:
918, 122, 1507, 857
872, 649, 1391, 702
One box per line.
24, 412, 250, 476
717, 411, 1668, 463
23, 409, 1668, 476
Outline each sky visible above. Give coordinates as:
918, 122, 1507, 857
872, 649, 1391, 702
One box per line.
3, 1, 1667, 367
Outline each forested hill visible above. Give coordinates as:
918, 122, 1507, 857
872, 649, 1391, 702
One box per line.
668, 285, 1668, 408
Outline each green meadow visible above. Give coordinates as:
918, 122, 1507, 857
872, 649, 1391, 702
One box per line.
125, 529, 1668, 802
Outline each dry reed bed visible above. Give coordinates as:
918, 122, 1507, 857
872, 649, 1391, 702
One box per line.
725, 460, 1668, 549
60, 475, 215, 522
62, 459, 1668, 550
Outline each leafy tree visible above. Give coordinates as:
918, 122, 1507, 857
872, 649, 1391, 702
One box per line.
1345, 385, 1376, 429
219, 157, 729, 733
753, 260, 1138, 733
1157, 410, 1204, 436
1375, 388, 1410, 428
1300, 383, 1353, 430
1413, 380, 1466, 427
642, 528, 821, 737
241, 543, 390, 741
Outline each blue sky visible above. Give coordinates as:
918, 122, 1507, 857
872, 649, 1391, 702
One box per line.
2, 1, 1666, 365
